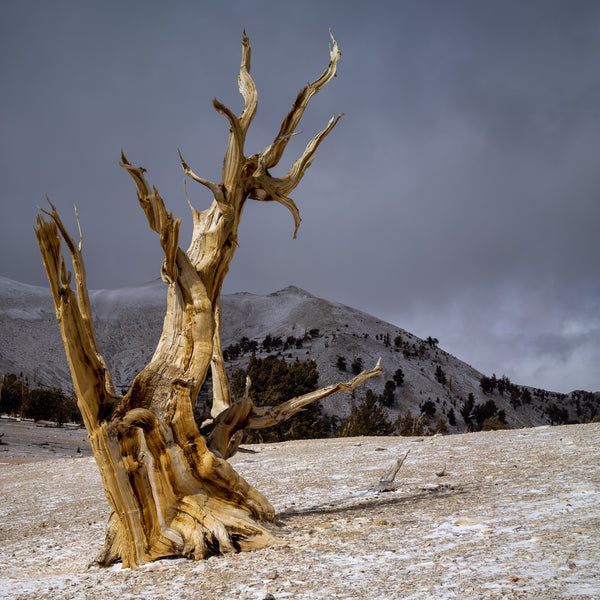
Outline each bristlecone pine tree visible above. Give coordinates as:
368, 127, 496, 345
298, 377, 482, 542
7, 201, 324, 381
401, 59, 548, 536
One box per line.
35, 31, 382, 568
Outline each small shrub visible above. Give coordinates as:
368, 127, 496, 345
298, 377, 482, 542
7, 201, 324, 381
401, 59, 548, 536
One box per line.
481, 415, 509, 431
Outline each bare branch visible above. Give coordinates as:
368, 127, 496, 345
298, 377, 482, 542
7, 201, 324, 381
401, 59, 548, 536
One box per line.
210, 299, 232, 418
238, 30, 257, 133
382, 451, 410, 484
120, 152, 181, 282
179, 150, 226, 206
183, 178, 196, 215
74, 204, 83, 252
373, 451, 410, 493
247, 359, 384, 429
255, 132, 300, 178
244, 32, 342, 234
34, 216, 64, 308
278, 113, 343, 195
206, 398, 254, 459
38, 199, 97, 349
119, 151, 157, 230
262, 29, 341, 170
34, 212, 118, 424
249, 177, 302, 238
213, 99, 245, 189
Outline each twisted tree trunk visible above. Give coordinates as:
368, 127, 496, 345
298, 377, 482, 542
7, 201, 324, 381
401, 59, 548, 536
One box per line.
35, 31, 382, 568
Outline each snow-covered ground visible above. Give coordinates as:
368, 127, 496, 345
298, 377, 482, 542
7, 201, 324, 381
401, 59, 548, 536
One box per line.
1, 422, 598, 599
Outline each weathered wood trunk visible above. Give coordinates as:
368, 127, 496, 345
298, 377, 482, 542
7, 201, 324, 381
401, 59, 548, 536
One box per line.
35, 31, 382, 567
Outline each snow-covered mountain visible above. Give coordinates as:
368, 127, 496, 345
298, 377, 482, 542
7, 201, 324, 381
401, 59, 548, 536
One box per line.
0, 275, 594, 430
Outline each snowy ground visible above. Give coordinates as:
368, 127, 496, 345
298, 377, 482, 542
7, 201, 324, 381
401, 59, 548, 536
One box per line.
0, 422, 599, 599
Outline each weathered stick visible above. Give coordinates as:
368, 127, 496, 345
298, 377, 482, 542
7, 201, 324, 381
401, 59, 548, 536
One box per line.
373, 450, 410, 493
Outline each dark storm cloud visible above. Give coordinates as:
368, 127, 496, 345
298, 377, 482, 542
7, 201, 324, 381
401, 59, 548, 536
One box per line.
1, 0, 599, 392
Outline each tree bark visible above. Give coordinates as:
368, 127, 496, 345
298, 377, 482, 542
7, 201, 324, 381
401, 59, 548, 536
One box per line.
35, 31, 382, 568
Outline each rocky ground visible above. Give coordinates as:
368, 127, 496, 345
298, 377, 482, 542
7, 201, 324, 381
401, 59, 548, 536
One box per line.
0, 421, 599, 599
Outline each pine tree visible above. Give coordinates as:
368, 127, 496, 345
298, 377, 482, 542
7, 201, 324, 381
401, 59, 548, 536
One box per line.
393, 368, 404, 387
420, 399, 437, 417
380, 380, 396, 407
340, 390, 394, 436
434, 365, 447, 386
447, 407, 457, 426
351, 357, 364, 375
472, 399, 498, 430
460, 393, 475, 425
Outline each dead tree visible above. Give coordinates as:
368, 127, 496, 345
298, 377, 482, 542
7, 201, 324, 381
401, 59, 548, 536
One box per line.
35, 31, 382, 568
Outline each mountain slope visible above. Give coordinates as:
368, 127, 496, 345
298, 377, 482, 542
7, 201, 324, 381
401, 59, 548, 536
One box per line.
1, 276, 595, 430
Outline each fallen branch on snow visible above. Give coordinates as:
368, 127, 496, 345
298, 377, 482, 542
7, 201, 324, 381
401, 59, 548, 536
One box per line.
372, 450, 410, 493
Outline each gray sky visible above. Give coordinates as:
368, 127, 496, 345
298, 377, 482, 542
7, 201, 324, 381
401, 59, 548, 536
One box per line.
2, 0, 599, 393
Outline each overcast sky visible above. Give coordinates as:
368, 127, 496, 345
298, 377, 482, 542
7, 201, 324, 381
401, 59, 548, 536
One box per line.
1, 0, 599, 393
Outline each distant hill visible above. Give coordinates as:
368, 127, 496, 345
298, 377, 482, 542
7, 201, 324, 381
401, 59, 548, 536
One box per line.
1, 276, 597, 431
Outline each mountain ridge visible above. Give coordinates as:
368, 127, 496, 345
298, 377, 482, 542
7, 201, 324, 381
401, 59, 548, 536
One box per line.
1, 275, 597, 431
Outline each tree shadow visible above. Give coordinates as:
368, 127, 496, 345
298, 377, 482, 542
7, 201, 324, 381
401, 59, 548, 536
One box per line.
275, 482, 478, 524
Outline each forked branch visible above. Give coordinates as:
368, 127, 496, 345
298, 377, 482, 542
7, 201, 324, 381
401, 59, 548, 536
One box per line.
178, 150, 226, 208
248, 359, 384, 429
120, 152, 181, 283
278, 113, 344, 195
205, 360, 384, 458
34, 207, 118, 425
262, 30, 341, 170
